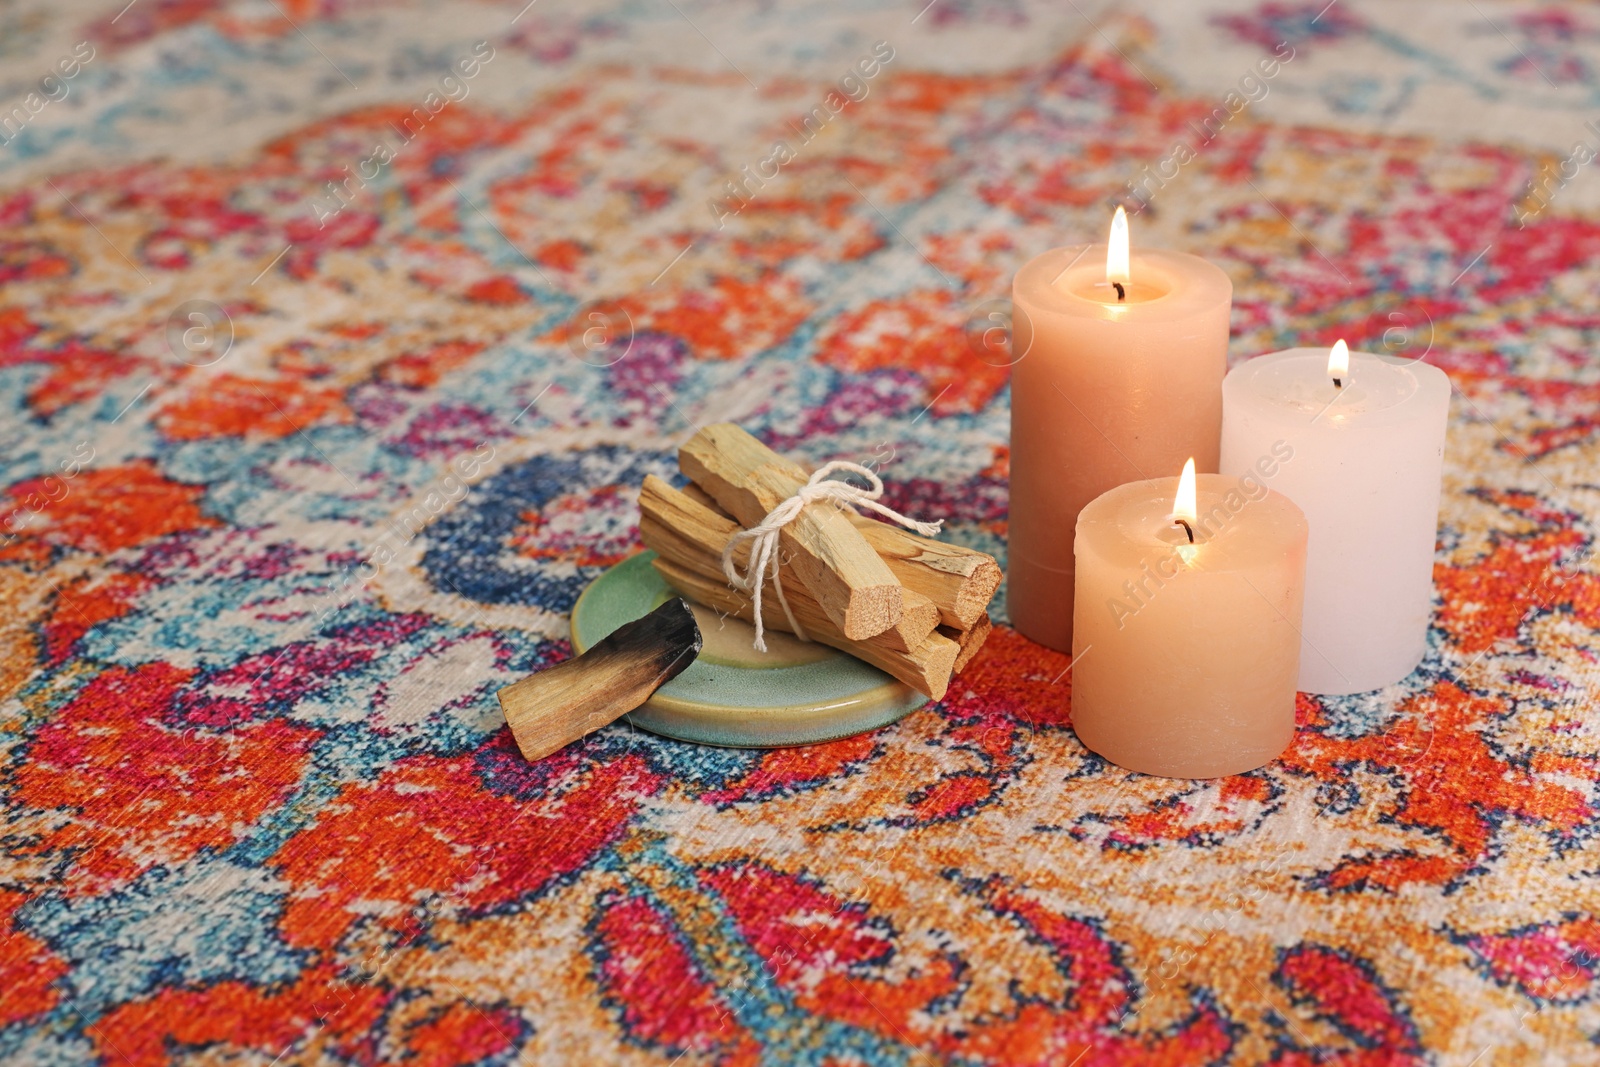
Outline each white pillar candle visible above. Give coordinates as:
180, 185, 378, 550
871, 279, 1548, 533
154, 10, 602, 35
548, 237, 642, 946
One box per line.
1220, 342, 1451, 694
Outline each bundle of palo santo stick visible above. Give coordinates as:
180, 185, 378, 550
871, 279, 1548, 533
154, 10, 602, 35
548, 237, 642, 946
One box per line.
639, 423, 1001, 701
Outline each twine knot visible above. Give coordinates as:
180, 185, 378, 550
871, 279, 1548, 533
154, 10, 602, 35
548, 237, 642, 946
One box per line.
720, 461, 943, 651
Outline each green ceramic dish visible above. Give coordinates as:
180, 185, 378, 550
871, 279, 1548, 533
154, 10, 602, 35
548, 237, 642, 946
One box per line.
570, 552, 928, 747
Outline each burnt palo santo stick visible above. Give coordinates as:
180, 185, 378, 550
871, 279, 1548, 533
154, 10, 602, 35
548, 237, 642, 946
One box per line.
679, 423, 904, 642
497, 598, 701, 762
640, 476, 939, 654
651, 557, 956, 701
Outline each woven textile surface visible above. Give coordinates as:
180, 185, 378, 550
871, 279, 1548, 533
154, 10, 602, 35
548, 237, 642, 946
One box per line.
3, 0, 1599, 1063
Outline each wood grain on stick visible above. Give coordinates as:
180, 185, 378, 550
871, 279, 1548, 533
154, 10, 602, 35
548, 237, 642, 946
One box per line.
651, 557, 956, 700
497, 598, 701, 762
678, 424, 903, 641
846, 515, 1002, 630
686, 441, 1000, 631
943, 613, 993, 675
639, 476, 938, 653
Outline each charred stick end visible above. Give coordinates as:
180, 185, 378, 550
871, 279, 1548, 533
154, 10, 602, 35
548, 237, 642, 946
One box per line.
498, 598, 702, 762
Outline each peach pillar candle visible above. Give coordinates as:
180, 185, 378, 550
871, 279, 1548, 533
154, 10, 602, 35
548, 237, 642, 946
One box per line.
1220, 341, 1451, 694
1010, 209, 1232, 654
1071, 460, 1309, 778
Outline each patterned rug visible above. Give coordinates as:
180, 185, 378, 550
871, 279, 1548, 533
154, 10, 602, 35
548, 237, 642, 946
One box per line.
3, 1, 1598, 1063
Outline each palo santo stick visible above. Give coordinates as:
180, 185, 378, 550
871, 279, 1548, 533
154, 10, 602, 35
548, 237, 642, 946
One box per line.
694, 449, 1000, 632
684, 480, 970, 637
943, 613, 993, 675
640, 518, 938, 656
651, 557, 956, 701
846, 515, 1001, 630
497, 598, 701, 762
679, 424, 903, 641
682, 481, 733, 516
887, 589, 940, 655
639, 477, 938, 654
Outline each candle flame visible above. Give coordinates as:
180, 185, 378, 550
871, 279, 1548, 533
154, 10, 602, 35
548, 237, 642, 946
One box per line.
1173, 457, 1197, 525
1327, 338, 1349, 381
1106, 206, 1130, 288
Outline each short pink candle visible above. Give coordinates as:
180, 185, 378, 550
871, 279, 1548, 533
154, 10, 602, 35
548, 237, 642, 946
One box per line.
1010, 210, 1231, 654
1071, 461, 1308, 778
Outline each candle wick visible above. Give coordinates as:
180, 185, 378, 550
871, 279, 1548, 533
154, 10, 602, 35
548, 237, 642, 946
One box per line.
1174, 518, 1194, 543
1113, 282, 1126, 301
1333, 377, 1342, 388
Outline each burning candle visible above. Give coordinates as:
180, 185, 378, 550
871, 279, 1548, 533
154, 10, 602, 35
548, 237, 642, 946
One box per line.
1071, 458, 1309, 778
1010, 208, 1232, 654
1220, 341, 1451, 694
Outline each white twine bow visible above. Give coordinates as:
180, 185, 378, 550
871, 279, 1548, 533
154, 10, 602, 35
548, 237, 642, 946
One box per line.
720, 461, 944, 652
